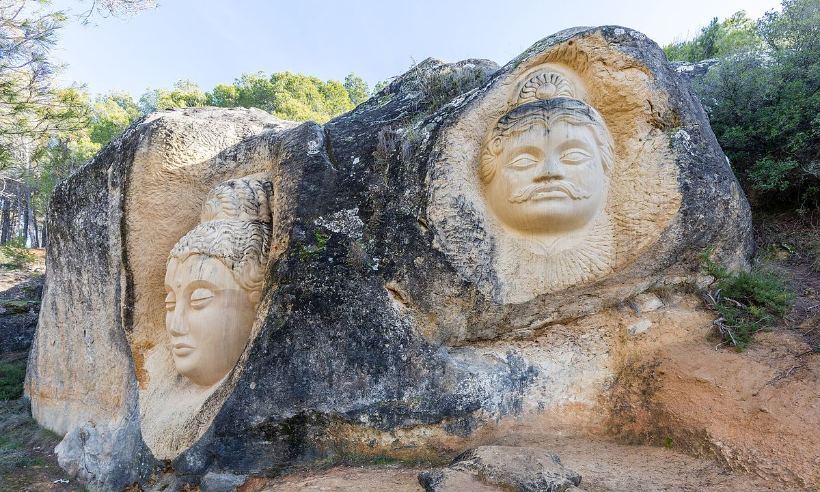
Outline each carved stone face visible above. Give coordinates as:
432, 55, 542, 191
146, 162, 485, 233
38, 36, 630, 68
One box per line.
164, 254, 259, 387
484, 119, 608, 235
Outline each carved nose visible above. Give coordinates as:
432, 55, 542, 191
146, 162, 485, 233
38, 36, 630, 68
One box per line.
534, 157, 564, 181
168, 307, 188, 336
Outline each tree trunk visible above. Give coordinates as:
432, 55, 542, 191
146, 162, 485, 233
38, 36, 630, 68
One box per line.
21, 187, 30, 245
41, 220, 47, 249
30, 206, 39, 248
14, 188, 22, 241
0, 198, 10, 244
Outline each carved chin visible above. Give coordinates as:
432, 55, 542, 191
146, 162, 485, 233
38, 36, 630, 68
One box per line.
174, 354, 221, 387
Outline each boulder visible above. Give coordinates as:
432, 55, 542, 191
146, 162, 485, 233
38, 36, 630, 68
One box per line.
419, 446, 582, 492
26, 26, 751, 488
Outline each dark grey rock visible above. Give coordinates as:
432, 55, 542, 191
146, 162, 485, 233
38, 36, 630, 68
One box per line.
671, 59, 719, 84
0, 275, 42, 354
420, 446, 582, 492
200, 471, 248, 492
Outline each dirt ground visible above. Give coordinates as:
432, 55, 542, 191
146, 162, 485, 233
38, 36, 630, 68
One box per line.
253, 437, 788, 491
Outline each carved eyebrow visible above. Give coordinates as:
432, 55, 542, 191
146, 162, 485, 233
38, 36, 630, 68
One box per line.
186, 278, 220, 291
557, 137, 594, 150
508, 144, 545, 156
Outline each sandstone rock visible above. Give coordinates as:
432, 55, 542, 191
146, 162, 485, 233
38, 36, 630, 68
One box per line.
631, 293, 663, 313
27, 26, 752, 488
420, 446, 582, 492
419, 469, 499, 491
671, 59, 719, 85
627, 319, 653, 336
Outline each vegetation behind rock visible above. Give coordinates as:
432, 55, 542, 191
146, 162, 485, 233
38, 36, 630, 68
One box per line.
665, 0, 820, 214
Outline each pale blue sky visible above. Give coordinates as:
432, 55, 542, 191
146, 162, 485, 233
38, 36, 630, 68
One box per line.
52, 0, 781, 98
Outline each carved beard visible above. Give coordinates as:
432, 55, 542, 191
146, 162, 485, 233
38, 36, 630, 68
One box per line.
494, 210, 614, 303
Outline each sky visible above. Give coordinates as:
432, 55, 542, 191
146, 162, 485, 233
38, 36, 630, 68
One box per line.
52, 0, 782, 99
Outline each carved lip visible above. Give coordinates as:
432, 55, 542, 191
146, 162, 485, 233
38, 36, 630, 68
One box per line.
172, 342, 195, 356
530, 187, 571, 200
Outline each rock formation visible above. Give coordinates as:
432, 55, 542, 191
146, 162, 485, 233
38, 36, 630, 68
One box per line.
26, 26, 754, 489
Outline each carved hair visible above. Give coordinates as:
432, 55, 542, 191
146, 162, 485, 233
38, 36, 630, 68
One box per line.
201, 178, 273, 224
479, 97, 614, 183
169, 176, 273, 292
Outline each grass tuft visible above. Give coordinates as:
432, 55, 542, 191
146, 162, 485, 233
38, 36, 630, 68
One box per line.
701, 249, 792, 350
0, 239, 36, 270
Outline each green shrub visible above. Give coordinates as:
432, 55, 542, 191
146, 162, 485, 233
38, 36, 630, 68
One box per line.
689, 0, 820, 213
664, 12, 762, 62
701, 251, 793, 350
0, 238, 36, 270
0, 360, 26, 400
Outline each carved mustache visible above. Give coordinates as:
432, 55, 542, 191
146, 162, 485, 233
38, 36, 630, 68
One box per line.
508, 181, 591, 203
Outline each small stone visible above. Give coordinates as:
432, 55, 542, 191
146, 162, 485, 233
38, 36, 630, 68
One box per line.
696, 275, 715, 290
632, 293, 663, 313
200, 472, 247, 492
628, 319, 653, 336
420, 446, 581, 491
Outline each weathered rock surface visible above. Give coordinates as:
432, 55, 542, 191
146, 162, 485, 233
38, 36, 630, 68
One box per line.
419, 446, 582, 491
671, 59, 719, 84
26, 26, 753, 489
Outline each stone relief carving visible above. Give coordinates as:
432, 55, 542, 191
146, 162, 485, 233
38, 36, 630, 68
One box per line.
164, 176, 272, 387
428, 56, 681, 305
479, 96, 615, 293
515, 71, 577, 105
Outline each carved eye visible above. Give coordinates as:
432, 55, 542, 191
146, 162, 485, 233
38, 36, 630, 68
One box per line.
560, 148, 592, 164
508, 153, 538, 169
164, 292, 176, 312
190, 288, 215, 309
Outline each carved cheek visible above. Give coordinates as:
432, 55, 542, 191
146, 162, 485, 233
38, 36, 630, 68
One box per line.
486, 171, 508, 204
501, 165, 528, 191
184, 305, 211, 343
588, 159, 607, 193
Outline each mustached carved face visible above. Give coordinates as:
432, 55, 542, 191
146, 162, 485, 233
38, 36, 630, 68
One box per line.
483, 118, 608, 235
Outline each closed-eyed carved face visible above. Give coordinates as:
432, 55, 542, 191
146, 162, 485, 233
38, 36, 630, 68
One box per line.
480, 98, 613, 235
164, 175, 272, 388
164, 255, 260, 387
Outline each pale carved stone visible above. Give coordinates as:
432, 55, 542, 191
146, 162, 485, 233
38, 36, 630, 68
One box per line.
515, 70, 577, 104
429, 48, 681, 304
164, 177, 272, 387
478, 97, 615, 293
141, 172, 275, 459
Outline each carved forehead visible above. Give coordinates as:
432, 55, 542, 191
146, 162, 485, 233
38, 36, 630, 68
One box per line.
164, 255, 237, 287
499, 119, 597, 148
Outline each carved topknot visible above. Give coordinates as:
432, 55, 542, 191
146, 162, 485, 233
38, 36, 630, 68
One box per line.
169, 174, 273, 291
516, 71, 576, 105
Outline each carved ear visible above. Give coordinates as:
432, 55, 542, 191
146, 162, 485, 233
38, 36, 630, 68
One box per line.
249, 290, 262, 307
490, 136, 503, 155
